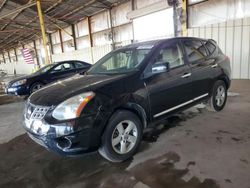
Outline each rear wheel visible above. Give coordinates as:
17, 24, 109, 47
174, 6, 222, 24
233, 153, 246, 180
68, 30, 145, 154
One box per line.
98, 110, 143, 162
208, 80, 227, 112
30, 82, 44, 94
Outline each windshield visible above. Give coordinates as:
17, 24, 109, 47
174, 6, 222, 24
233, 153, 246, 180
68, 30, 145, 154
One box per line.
35, 64, 54, 74
88, 47, 152, 75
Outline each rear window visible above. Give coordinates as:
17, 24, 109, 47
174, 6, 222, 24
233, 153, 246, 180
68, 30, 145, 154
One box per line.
183, 40, 207, 63
204, 41, 216, 55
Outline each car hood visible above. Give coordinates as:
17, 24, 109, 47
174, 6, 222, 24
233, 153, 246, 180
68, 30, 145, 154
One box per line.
29, 74, 128, 106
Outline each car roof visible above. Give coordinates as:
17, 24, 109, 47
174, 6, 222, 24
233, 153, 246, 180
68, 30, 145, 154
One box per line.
121, 37, 210, 49
55, 60, 90, 65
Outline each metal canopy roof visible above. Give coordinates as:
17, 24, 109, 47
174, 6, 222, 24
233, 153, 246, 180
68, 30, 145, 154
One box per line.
0, 0, 125, 53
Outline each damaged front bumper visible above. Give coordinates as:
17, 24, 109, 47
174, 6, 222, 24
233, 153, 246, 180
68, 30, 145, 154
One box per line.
23, 106, 99, 156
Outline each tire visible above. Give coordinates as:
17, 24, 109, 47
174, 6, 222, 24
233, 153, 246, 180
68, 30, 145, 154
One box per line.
208, 80, 227, 112
30, 82, 44, 94
98, 110, 143, 162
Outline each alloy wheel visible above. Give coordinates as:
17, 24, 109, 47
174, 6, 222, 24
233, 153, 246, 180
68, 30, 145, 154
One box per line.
32, 84, 43, 93
215, 85, 226, 107
111, 120, 138, 154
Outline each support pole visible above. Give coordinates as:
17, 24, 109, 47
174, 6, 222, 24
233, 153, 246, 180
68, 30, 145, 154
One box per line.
59, 30, 64, 53
181, 0, 188, 36
33, 40, 40, 68
71, 24, 77, 50
2, 53, 6, 64
14, 48, 18, 75
48, 34, 54, 54
7, 51, 11, 63
108, 9, 115, 50
87, 17, 93, 47
87, 17, 94, 64
14, 48, 18, 61
173, 0, 178, 37
36, 0, 50, 65
131, 0, 135, 11
131, 0, 135, 43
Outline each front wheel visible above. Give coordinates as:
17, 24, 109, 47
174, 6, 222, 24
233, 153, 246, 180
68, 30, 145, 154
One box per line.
208, 80, 227, 112
98, 110, 143, 162
30, 82, 44, 94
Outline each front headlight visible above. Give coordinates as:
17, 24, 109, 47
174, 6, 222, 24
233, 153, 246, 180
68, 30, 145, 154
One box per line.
52, 92, 95, 120
12, 79, 27, 87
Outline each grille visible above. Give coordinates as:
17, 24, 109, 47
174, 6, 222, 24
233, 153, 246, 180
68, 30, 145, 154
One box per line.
25, 102, 50, 120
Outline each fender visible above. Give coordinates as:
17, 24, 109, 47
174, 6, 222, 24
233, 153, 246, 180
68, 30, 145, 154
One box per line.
217, 74, 231, 89
119, 102, 148, 129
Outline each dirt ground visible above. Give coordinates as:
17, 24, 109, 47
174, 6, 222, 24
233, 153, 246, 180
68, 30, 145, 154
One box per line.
0, 80, 249, 188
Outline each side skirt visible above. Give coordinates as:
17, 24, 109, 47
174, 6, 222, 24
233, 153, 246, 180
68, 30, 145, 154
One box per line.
153, 93, 209, 118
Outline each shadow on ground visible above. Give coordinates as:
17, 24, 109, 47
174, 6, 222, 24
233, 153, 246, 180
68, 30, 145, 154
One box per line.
143, 106, 205, 142
0, 106, 219, 188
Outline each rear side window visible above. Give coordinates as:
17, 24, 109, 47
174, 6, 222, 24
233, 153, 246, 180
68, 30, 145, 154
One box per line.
50, 63, 73, 73
203, 41, 216, 55
74, 62, 89, 69
183, 40, 207, 63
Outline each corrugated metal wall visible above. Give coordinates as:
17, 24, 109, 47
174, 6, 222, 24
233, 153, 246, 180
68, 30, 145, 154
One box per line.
0, 59, 34, 75
189, 0, 250, 27
51, 45, 112, 64
188, 17, 250, 79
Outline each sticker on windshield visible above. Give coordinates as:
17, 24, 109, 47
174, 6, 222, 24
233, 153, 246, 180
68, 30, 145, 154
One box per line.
137, 45, 154, 50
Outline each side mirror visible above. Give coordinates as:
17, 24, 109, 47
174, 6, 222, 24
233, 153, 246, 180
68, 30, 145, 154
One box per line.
152, 62, 169, 74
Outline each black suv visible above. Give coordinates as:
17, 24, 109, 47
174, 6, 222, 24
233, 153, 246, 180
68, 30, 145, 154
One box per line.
23, 37, 231, 162
4, 60, 91, 95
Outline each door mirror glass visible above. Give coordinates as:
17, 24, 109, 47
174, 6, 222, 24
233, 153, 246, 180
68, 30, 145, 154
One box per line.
152, 62, 169, 74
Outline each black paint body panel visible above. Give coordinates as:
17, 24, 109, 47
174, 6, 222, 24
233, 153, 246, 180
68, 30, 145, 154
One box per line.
24, 37, 231, 156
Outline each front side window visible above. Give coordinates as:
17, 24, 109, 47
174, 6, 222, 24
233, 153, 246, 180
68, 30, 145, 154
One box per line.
143, 43, 184, 76
88, 48, 151, 75
156, 43, 184, 69
183, 40, 207, 63
35, 64, 54, 74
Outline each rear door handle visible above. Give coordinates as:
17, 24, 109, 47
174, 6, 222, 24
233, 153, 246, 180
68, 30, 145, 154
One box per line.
181, 73, 192, 78
211, 63, 218, 68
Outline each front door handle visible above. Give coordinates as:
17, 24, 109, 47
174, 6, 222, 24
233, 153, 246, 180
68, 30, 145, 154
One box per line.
211, 63, 218, 68
181, 73, 192, 78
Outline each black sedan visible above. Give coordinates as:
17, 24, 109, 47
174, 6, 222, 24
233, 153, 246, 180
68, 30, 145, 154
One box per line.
4, 60, 91, 95
23, 37, 231, 162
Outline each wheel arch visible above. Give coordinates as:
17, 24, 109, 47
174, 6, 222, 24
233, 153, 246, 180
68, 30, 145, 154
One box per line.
29, 80, 45, 93
113, 103, 148, 129
29, 80, 45, 88
217, 74, 230, 89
